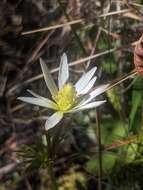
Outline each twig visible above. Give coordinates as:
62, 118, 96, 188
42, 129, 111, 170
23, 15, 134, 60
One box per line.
10, 103, 26, 113
25, 177, 33, 190
57, 0, 87, 70
86, 28, 102, 69
130, 2, 143, 8
0, 162, 19, 176
125, 0, 143, 16
85, 27, 103, 190
107, 70, 137, 91
119, 77, 138, 94
27, 31, 54, 64
106, 133, 143, 151
100, 27, 122, 40
21, 19, 83, 35
21, 9, 131, 36
99, 8, 131, 17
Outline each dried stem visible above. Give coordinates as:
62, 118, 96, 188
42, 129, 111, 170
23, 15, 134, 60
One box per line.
21, 9, 131, 36
57, 0, 87, 69
95, 110, 102, 190
107, 70, 137, 91
21, 19, 83, 35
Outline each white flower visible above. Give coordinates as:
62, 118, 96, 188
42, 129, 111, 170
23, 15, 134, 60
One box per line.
18, 54, 108, 130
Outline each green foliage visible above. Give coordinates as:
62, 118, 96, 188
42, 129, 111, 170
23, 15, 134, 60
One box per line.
111, 162, 143, 190
86, 152, 117, 174
107, 88, 122, 114
97, 34, 109, 50
101, 119, 127, 144
17, 141, 49, 172
102, 57, 117, 74
86, 119, 127, 175
129, 77, 143, 131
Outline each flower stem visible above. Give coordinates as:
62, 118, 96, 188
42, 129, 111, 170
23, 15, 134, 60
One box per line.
95, 110, 102, 190
48, 160, 58, 190
46, 133, 58, 190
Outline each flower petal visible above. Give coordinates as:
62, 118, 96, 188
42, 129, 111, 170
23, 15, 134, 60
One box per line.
17, 97, 56, 109
27, 89, 44, 99
81, 84, 109, 106
45, 112, 63, 130
88, 84, 109, 101
75, 67, 97, 95
27, 89, 49, 100
72, 100, 106, 112
40, 58, 58, 96
58, 53, 69, 89
79, 76, 97, 95
27, 89, 58, 108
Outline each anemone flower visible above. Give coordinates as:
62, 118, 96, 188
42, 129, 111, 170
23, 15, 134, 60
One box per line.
18, 54, 108, 130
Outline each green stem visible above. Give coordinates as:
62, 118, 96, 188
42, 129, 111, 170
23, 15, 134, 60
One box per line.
48, 160, 58, 190
46, 133, 58, 190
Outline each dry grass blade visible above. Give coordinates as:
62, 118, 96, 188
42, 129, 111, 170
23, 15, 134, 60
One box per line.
21, 9, 131, 36
130, 2, 143, 8
99, 8, 131, 17
0, 163, 19, 176
123, 12, 142, 21
106, 133, 143, 150
21, 19, 83, 35
27, 31, 54, 64
106, 70, 137, 91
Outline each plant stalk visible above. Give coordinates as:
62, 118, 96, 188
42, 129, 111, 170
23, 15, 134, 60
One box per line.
95, 110, 102, 190
48, 160, 58, 190
46, 133, 58, 190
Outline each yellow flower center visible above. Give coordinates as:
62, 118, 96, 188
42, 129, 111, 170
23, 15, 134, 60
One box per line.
53, 83, 76, 112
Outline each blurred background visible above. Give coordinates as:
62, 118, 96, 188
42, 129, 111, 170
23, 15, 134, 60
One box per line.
0, 0, 143, 189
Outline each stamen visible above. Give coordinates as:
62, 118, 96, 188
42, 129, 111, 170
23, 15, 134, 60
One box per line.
53, 83, 76, 112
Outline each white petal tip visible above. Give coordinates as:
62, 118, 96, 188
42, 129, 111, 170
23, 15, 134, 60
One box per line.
75, 66, 98, 94
17, 97, 23, 100
39, 57, 58, 96
93, 66, 97, 72
45, 112, 63, 130
62, 53, 67, 58
58, 53, 69, 89
73, 100, 106, 112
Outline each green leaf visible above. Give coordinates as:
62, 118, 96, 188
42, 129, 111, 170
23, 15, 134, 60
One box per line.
86, 152, 117, 174
129, 77, 143, 130
102, 59, 117, 74
107, 88, 122, 114
101, 119, 127, 144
